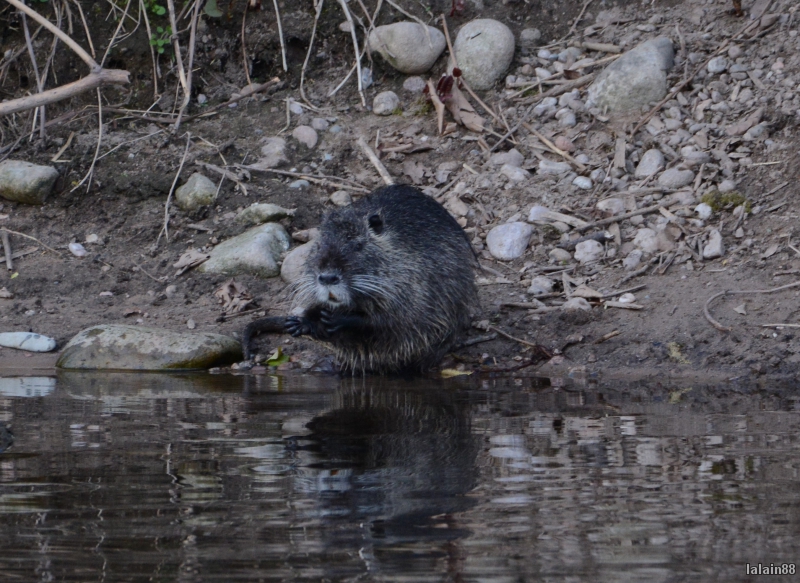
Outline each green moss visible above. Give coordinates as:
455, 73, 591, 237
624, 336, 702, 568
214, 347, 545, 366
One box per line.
700, 190, 751, 213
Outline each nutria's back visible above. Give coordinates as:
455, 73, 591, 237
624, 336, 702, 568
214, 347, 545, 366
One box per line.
290, 184, 478, 373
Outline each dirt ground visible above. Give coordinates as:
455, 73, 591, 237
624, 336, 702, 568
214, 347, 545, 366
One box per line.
1, 0, 799, 381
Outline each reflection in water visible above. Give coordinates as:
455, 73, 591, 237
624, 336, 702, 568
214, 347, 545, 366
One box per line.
0, 372, 798, 581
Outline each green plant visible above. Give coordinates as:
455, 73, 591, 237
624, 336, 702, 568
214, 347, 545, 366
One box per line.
150, 26, 171, 54
145, 1, 166, 16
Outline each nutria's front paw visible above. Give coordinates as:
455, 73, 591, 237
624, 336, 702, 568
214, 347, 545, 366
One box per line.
285, 316, 311, 337
320, 310, 365, 334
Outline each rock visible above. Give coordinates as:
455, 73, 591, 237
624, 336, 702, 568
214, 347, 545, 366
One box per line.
445, 196, 469, 217
694, 202, 712, 220
657, 168, 695, 188
256, 137, 288, 168
549, 248, 572, 262
0, 160, 59, 205
175, 173, 217, 211
198, 223, 291, 278
557, 110, 577, 128
533, 97, 557, 117
330, 190, 352, 206
500, 164, 530, 183
744, 122, 770, 141
586, 37, 674, 115
707, 56, 729, 74
0, 332, 57, 352
562, 297, 591, 311
368, 22, 446, 74
292, 125, 318, 149
596, 198, 625, 215
402, 76, 427, 93
311, 117, 329, 131
702, 229, 724, 259
237, 203, 295, 226
280, 241, 315, 284
519, 28, 541, 47
538, 159, 572, 175
373, 91, 400, 115
288, 99, 304, 115
635, 149, 665, 178
683, 150, 710, 167
633, 228, 659, 253
56, 324, 241, 370
623, 249, 643, 270
574, 240, 604, 264
289, 179, 310, 189
454, 19, 515, 90
69, 242, 87, 257
554, 136, 575, 152
486, 222, 534, 261
573, 176, 593, 190
718, 179, 737, 193
490, 148, 524, 167
528, 276, 554, 295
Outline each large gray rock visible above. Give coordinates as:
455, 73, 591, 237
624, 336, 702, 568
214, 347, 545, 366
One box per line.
586, 37, 674, 115
280, 241, 315, 284
175, 172, 217, 211
56, 324, 241, 370
0, 160, 59, 205
368, 22, 446, 74
454, 19, 515, 90
198, 223, 291, 278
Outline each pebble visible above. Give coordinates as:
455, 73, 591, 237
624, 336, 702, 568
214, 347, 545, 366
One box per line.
311, 117, 329, 131
707, 56, 729, 74
289, 179, 310, 189
69, 242, 88, 257
557, 110, 577, 128
288, 100, 304, 115
574, 240, 604, 264
0, 332, 57, 352
702, 229, 724, 259
527, 276, 554, 295
0, 160, 59, 205
623, 249, 643, 270
694, 202, 713, 220
533, 97, 557, 116
454, 19, 516, 90
175, 172, 217, 211
402, 76, 427, 93
373, 91, 400, 115
728, 45, 743, 59
554, 136, 575, 152
633, 228, 659, 253
519, 28, 542, 47
490, 148, 524, 167
538, 159, 572, 175
572, 176, 593, 190
330, 190, 352, 206
657, 168, 695, 188
562, 297, 591, 311
718, 179, 736, 193
634, 149, 666, 178
500, 164, 530, 183
549, 248, 572, 263
596, 198, 625, 215
237, 203, 295, 225
617, 293, 636, 304
257, 137, 287, 169
292, 125, 318, 149
368, 23, 446, 74
485, 222, 534, 261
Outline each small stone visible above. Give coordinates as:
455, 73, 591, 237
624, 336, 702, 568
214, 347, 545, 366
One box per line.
728, 45, 743, 59
454, 19, 516, 90
368, 23, 446, 74
617, 293, 636, 304
288, 100, 304, 115
707, 56, 729, 74
490, 148, 524, 167
527, 276, 554, 295
256, 137, 288, 169
554, 136, 575, 152
486, 222, 534, 261
633, 228, 659, 253
330, 190, 352, 206
596, 198, 625, 215
744, 122, 770, 141
623, 249, 643, 270
445, 196, 469, 217
0, 160, 59, 205
519, 28, 542, 47
574, 240, 604, 264
702, 229, 724, 259
562, 297, 591, 311
500, 164, 530, 183
683, 150, 710, 167
175, 173, 217, 211
198, 223, 291, 278
557, 110, 577, 127
538, 159, 572, 175
658, 168, 695, 188
402, 76, 427, 93
718, 179, 736, 193
69, 242, 87, 257
289, 179, 310, 189
237, 203, 295, 225
635, 149, 665, 178
292, 125, 318, 149
0, 332, 57, 352
311, 117, 329, 131
373, 91, 400, 115
573, 176, 592, 190
535, 67, 553, 80
549, 248, 572, 263
695, 202, 712, 220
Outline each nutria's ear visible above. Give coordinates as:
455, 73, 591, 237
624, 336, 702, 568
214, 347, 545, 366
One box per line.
367, 211, 384, 235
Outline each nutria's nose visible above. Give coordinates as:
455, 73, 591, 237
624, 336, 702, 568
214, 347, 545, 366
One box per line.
318, 272, 340, 286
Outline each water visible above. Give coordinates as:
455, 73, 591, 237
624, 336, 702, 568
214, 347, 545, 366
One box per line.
0, 371, 799, 582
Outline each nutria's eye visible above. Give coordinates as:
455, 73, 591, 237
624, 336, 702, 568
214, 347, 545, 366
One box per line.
368, 213, 383, 235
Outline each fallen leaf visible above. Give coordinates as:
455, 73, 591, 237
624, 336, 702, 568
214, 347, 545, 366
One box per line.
402, 160, 426, 184
214, 278, 255, 313
571, 284, 603, 299
267, 346, 289, 366
441, 368, 472, 378
174, 248, 211, 276
444, 82, 485, 133
761, 244, 780, 259
734, 303, 747, 315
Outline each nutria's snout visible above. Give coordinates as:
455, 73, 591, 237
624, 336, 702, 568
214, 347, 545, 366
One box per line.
318, 272, 340, 286
314, 270, 351, 307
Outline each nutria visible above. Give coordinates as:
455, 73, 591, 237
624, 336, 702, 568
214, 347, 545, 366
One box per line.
242, 184, 478, 373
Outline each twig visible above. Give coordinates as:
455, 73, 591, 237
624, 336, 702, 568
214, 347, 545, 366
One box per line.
460, 333, 498, 347
615, 257, 658, 287
488, 325, 542, 349
1, 229, 61, 257
300, 0, 325, 109
185, 77, 280, 121
593, 330, 620, 344
704, 280, 800, 333
600, 284, 646, 299
165, 0, 190, 131
241, 2, 252, 86
157, 133, 192, 245
761, 323, 800, 328
242, 165, 371, 193
174, 0, 202, 130
559, 0, 594, 43
576, 204, 663, 233
1, 231, 12, 270
523, 123, 587, 172
70, 89, 104, 193
337, 0, 366, 106
271, 0, 288, 72
762, 180, 789, 199
357, 136, 394, 185
21, 8, 45, 140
